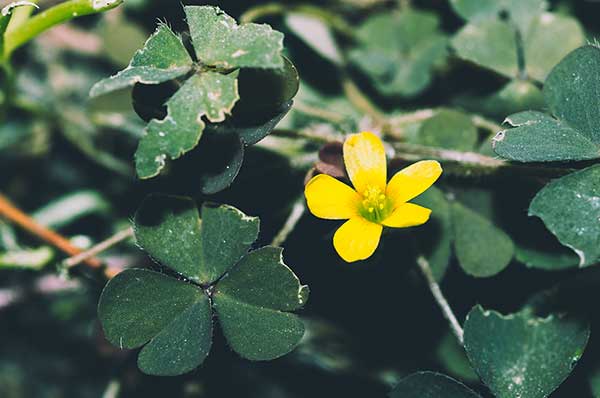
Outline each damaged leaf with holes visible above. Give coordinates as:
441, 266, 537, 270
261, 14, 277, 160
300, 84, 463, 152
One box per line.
97, 194, 309, 376
90, 5, 296, 185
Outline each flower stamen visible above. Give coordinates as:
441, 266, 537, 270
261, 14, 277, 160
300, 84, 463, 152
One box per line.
359, 186, 392, 223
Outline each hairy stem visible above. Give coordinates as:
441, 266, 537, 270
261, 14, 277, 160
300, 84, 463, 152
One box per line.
63, 226, 134, 268
392, 142, 574, 177
387, 108, 503, 140
416, 255, 464, 345
341, 77, 387, 125
271, 198, 306, 246
272, 128, 575, 177
4, 0, 122, 59
0, 193, 102, 267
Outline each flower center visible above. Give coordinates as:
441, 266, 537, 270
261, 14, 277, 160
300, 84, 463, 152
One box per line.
359, 186, 393, 223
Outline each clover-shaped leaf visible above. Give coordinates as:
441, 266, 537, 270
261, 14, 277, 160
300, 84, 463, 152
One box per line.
389, 371, 481, 398
464, 305, 589, 398
451, 0, 585, 82
494, 46, 600, 162
349, 9, 448, 97
529, 165, 600, 267
98, 194, 308, 376
90, 6, 292, 182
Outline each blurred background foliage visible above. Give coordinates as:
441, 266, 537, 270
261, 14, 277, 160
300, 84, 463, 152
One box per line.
1, 0, 600, 397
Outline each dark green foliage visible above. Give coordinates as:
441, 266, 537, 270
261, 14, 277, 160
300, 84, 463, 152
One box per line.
98, 195, 307, 376
464, 305, 590, 398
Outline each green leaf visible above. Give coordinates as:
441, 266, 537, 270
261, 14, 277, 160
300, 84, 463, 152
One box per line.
451, 202, 514, 277
389, 371, 481, 398
137, 296, 212, 376
97, 269, 212, 376
227, 100, 293, 146
464, 305, 590, 398
436, 332, 479, 383
449, 0, 501, 22
450, 0, 547, 32
451, 3, 584, 81
134, 71, 239, 179
134, 195, 205, 283
216, 247, 308, 311
213, 247, 308, 360
185, 5, 284, 70
544, 46, 600, 146
515, 246, 579, 271
416, 109, 478, 151
233, 56, 299, 121
524, 13, 586, 81
90, 24, 193, 97
192, 132, 245, 195
134, 195, 259, 284
452, 20, 518, 78
494, 45, 600, 162
199, 203, 260, 284
100, 195, 307, 375
529, 165, 600, 267
349, 9, 448, 97
494, 111, 599, 162
456, 79, 545, 118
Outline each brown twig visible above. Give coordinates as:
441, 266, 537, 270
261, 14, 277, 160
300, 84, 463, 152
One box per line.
63, 227, 134, 268
0, 193, 102, 268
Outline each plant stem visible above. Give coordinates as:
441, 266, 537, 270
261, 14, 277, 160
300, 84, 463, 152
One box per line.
393, 142, 505, 169
4, 0, 122, 59
387, 109, 503, 140
63, 226, 134, 268
0, 193, 102, 268
273, 128, 337, 144
392, 142, 574, 177
294, 101, 349, 125
416, 255, 464, 345
271, 198, 306, 246
341, 77, 387, 125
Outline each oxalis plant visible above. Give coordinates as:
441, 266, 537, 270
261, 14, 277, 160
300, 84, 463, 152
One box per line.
0, 0, 600, 397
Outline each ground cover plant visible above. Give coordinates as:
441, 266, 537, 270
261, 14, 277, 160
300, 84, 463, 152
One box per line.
0, 0, 599, 397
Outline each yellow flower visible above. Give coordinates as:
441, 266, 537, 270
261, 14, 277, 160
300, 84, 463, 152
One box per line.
304, 132, 442, 263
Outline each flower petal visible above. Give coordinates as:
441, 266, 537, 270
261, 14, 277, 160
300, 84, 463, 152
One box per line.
382, 203, 431, 228
333, 217, 383, 262
305, 174, 361, 220
343, 132, 387, 194
386, 160, 442, 205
